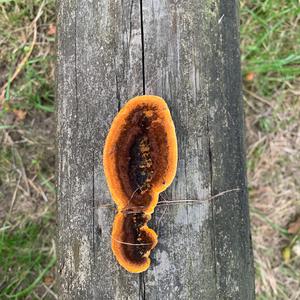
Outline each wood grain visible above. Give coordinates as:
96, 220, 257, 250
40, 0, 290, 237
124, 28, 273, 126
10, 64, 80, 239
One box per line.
56, 0, 255, 299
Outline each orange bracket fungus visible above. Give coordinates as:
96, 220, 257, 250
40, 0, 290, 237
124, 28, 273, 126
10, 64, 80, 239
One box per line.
103, 95, 177, 273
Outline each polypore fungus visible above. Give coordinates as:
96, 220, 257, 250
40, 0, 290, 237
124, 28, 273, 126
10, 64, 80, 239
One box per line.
103, 95, 177, 273
111, 212, 158, 273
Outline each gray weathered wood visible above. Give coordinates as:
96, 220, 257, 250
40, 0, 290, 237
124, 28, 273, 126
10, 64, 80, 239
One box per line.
56, 0, 255, 299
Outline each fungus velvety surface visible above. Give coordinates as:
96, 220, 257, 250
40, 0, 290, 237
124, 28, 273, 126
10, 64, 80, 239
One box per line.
103, 95, 177, 273
111, 212, 158, 273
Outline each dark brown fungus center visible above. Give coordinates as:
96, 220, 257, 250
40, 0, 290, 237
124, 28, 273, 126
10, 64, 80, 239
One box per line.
121, 213, 153, 264
104, 95, 178, 273
115, 105, 169, 210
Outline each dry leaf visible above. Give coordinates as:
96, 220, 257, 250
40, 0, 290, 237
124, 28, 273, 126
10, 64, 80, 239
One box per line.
282, 246, 291, 263
43, 275, 54, 285
288, 216, 300, 234
13, 109, 27, 121
245, 72, 255, 81
48, 23, 56, 36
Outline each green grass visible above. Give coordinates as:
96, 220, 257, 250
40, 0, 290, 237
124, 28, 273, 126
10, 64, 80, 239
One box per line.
0, 218, 56, 299
0, 0, 56, 298
0, 0, 55, 113
242, 1, 300, 299
241, 0, 300, 95
13, 57, 55, 112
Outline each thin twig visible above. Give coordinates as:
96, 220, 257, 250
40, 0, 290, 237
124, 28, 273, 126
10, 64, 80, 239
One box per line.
41, 283, 58, 300
247, 135, 267, 158
243, 95, 260, 113
111, 236, 152, 246
243, 88, 274, 108
100, 189, 240, 211
5, 131, 30, 196
122, 185, 142, 212
13, 147, 30, 196
157, 206, 168, 234
8, 173, 22, 216
159, 192, 168, 202
28, 178, 48, 202
156, 188, 240, 207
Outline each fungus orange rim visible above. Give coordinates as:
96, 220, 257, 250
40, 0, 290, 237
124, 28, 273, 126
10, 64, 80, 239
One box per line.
103, 95, 177, 272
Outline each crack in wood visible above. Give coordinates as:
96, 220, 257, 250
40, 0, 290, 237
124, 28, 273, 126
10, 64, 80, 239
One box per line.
207, 113, 218, 297
140, 0, 145, 95
139, 1, 146, 298
92, 151, 95, 268
115, 66, 121, 111
75, 1, 78, 129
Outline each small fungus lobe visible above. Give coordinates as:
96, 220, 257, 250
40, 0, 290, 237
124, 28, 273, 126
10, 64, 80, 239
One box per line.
103, 95, 177, 273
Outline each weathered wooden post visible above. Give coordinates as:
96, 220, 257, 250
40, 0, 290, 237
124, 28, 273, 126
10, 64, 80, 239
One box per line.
56, 0, 255, 299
